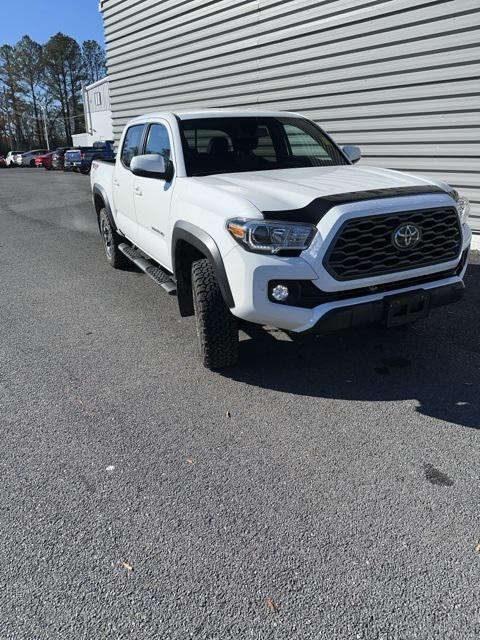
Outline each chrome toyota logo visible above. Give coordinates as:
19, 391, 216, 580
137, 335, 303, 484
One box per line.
392, 224, 421, 249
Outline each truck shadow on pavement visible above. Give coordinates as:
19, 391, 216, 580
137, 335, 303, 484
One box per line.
226, 262, 480, 430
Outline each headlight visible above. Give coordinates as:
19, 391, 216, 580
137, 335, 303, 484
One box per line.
452, 190, 470, 224
227, 218, 317, 254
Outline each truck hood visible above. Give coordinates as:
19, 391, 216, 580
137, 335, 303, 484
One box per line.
195, 165, 448, 213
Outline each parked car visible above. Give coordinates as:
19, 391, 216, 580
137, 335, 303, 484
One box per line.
17, 149, 48, 167
35, 151, 55, 170
90, 109, 472, 370
51, 148, 69, 170
62, 148, 77, 171
0, 155, 6, 168
5, 151, 21, 167
65, 141, 115, 175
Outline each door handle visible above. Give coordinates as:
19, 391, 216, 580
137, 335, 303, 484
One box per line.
113, 179, 120, 187
134, 187, 142, 196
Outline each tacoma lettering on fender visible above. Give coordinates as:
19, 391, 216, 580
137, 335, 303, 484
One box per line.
90, 109, 471, 370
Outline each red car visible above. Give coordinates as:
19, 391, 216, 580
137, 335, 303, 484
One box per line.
35, 151, 55, 170
0, 155, 6, 168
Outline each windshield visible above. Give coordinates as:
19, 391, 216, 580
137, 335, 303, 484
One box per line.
179, 116, 348, 177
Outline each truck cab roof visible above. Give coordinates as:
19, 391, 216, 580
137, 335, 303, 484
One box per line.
128, 108, 303, 124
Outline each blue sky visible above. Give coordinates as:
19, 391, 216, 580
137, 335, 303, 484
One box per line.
0, 0, 105, 46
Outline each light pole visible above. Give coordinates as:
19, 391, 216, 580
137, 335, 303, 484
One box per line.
39, 105, 50, 150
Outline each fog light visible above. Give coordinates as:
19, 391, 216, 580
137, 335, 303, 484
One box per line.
271, 284, 289, 302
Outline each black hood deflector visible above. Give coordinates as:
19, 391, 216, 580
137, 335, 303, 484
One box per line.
262, 185, 449, 224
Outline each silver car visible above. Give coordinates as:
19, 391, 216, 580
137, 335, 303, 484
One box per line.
17, 149, 48, 167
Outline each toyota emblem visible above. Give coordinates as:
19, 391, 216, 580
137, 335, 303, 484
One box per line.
392, 224, 421, 250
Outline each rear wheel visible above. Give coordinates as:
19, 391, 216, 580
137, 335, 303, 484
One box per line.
191, 258, 238, 370
98, 208, 129, 269
29, 159, 35, 167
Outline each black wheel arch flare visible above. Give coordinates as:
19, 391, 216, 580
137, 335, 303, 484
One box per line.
92, 184, 118, 231
172, 220, 235, 317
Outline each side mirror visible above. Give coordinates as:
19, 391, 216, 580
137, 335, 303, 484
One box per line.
342, 145, 361, 164
131, 153, 172, 180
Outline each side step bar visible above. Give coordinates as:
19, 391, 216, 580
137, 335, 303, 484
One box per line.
119, 243, 177, 295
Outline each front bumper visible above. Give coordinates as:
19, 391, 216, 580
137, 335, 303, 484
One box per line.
223, 231, 471, 333
302, 280, 464, 333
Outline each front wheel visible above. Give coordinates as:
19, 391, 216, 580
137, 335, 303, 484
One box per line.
98, 208, 129, 269
191, 259, 238, 370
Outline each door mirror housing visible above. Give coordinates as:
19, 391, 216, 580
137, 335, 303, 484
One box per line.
130, 154, 173, 180
342, 145, 361, 164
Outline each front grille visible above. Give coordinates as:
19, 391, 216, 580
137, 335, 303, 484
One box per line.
324, 207, 461, 280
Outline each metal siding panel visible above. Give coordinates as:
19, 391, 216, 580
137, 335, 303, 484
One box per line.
101, 0, 480, 233
362, 157, 479, 173
360, 144, 480, 157
318, 113, 480, 129
109, 54, 480, 101
104, 0, 478, 63
107, 15, 480, 87
331, 129, 480, 143
105, 4, 480, 77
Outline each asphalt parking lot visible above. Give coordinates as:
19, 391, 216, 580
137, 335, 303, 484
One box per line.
0, 167, 479, 639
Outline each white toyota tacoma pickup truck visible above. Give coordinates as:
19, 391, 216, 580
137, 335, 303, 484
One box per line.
91, 109, 471, 370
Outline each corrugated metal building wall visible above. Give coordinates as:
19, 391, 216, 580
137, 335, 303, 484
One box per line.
100, 0, 480, 233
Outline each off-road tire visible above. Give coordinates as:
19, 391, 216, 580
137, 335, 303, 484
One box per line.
98, 208, 129, 269
191, 258, 238, 370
